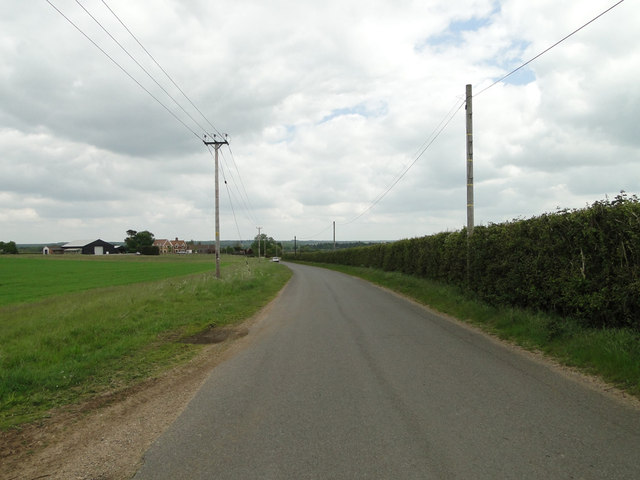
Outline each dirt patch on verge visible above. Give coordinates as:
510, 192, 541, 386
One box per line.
0, 321, 262, 480
181, 324, 249, 345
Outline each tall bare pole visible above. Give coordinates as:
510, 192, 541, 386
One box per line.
203, 135, 229, 279
256, 226, 262, 261
333, 221, 336, 250
466, 84, 474, 237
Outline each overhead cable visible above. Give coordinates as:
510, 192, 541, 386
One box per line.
75, 0, 213, 138
341, 97, 465, 226
475, 0, 626, 97
220, 148, 260, 227
207, 144, 245, 243
46, 0, 202, 140
100, 0, 224, 138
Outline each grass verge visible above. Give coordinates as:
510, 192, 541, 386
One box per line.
0, 256, 291, 429
302, 262, 640, 398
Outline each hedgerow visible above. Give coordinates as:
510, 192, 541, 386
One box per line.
291, 193, 640, 330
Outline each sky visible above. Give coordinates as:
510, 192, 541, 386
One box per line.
1, 0, 638, 244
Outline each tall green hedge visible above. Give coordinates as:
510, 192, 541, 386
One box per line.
292, 193, 640, 329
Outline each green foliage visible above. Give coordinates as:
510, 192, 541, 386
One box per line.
251, 233, 282, 257
291, 193, 640, 330
139, 245, 160, 256
0, 241, 18, 254
124, 229, 155, 253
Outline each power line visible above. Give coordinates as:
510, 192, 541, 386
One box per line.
296, 97, 464, 238
340, 97, 465, 226
225, 145, 259, 217
298, 223, 334, 241
220, 147, 260, 226
220, 153, 254, 235
45, 0, 202, 140
100, 0, 224, 138
75, 0, 213, 138
209, 145, 245, 243
475, 0, 625, 97
340, 0, 626, 227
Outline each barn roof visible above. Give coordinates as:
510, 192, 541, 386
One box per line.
63, 239, 103, 248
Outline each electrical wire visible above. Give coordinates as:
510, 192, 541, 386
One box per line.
46, 0, 202, 140
100, 0, 224, 138
340, 97, 465, 226
474, 0, 625, 97
298, 223, 334, 241
295, 96, 464, 239
49, 0, 258, 248
338, 0, 625, 228
75, 0, 213, 138
217, 149, 246, 244
220, 147, 260, 226
226, 145, 259, 218
205, 144, 246, 246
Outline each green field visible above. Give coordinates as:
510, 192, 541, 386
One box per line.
0, 255, 291, 429
0, 254, 221, 306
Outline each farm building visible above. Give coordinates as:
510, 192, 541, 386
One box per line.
61, 239, 118, 255
42, 245, 64, 255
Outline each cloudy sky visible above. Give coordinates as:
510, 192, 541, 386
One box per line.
1, 0, 638, 244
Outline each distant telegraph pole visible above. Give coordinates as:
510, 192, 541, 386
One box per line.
465, 84, 474, 237
203, 134, 229, 279
256, 226, 262, 261
333, 221, 336, 250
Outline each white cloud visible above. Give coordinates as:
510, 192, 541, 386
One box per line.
1, 0, 638, 243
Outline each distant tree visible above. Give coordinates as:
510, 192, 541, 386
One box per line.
250, 233, 282, 257
124, 230, 155, 253
0, 241, 18, 254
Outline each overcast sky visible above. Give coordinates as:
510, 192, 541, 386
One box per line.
1, 0, 638, 244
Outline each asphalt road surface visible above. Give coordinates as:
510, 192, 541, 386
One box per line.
134, 262, 640, 479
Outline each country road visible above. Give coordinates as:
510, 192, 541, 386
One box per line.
133, 262, 640, 479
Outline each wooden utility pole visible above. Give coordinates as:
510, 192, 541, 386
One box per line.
203, 134, 229, 279
256, 226, 262, 261
466, 84, 474, 237
333, 221, 336, 250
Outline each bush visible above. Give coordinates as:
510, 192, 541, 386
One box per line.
0, 241, 18, 254
293, 193, 640, 330
139, 245, 160, 256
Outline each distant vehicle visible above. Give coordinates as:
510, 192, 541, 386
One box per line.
272, 257, 280, 262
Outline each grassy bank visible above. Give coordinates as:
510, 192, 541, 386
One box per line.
0, 256, 291, 429
304, 262, 640, 398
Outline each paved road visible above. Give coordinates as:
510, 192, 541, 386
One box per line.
134, 262, 640, 479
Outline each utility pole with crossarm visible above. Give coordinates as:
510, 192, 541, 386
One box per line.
203, 134, 229, 279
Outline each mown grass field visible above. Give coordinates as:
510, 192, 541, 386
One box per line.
298, 262, 640, 400
0, 254, 221, 306
0, 255, 291, 429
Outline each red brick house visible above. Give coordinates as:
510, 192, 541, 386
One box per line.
153, 237, 188, 254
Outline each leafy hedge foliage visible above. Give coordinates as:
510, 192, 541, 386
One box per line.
0, 241, 18, 254
139, 245, 160, 255
291, 193, 640, 330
